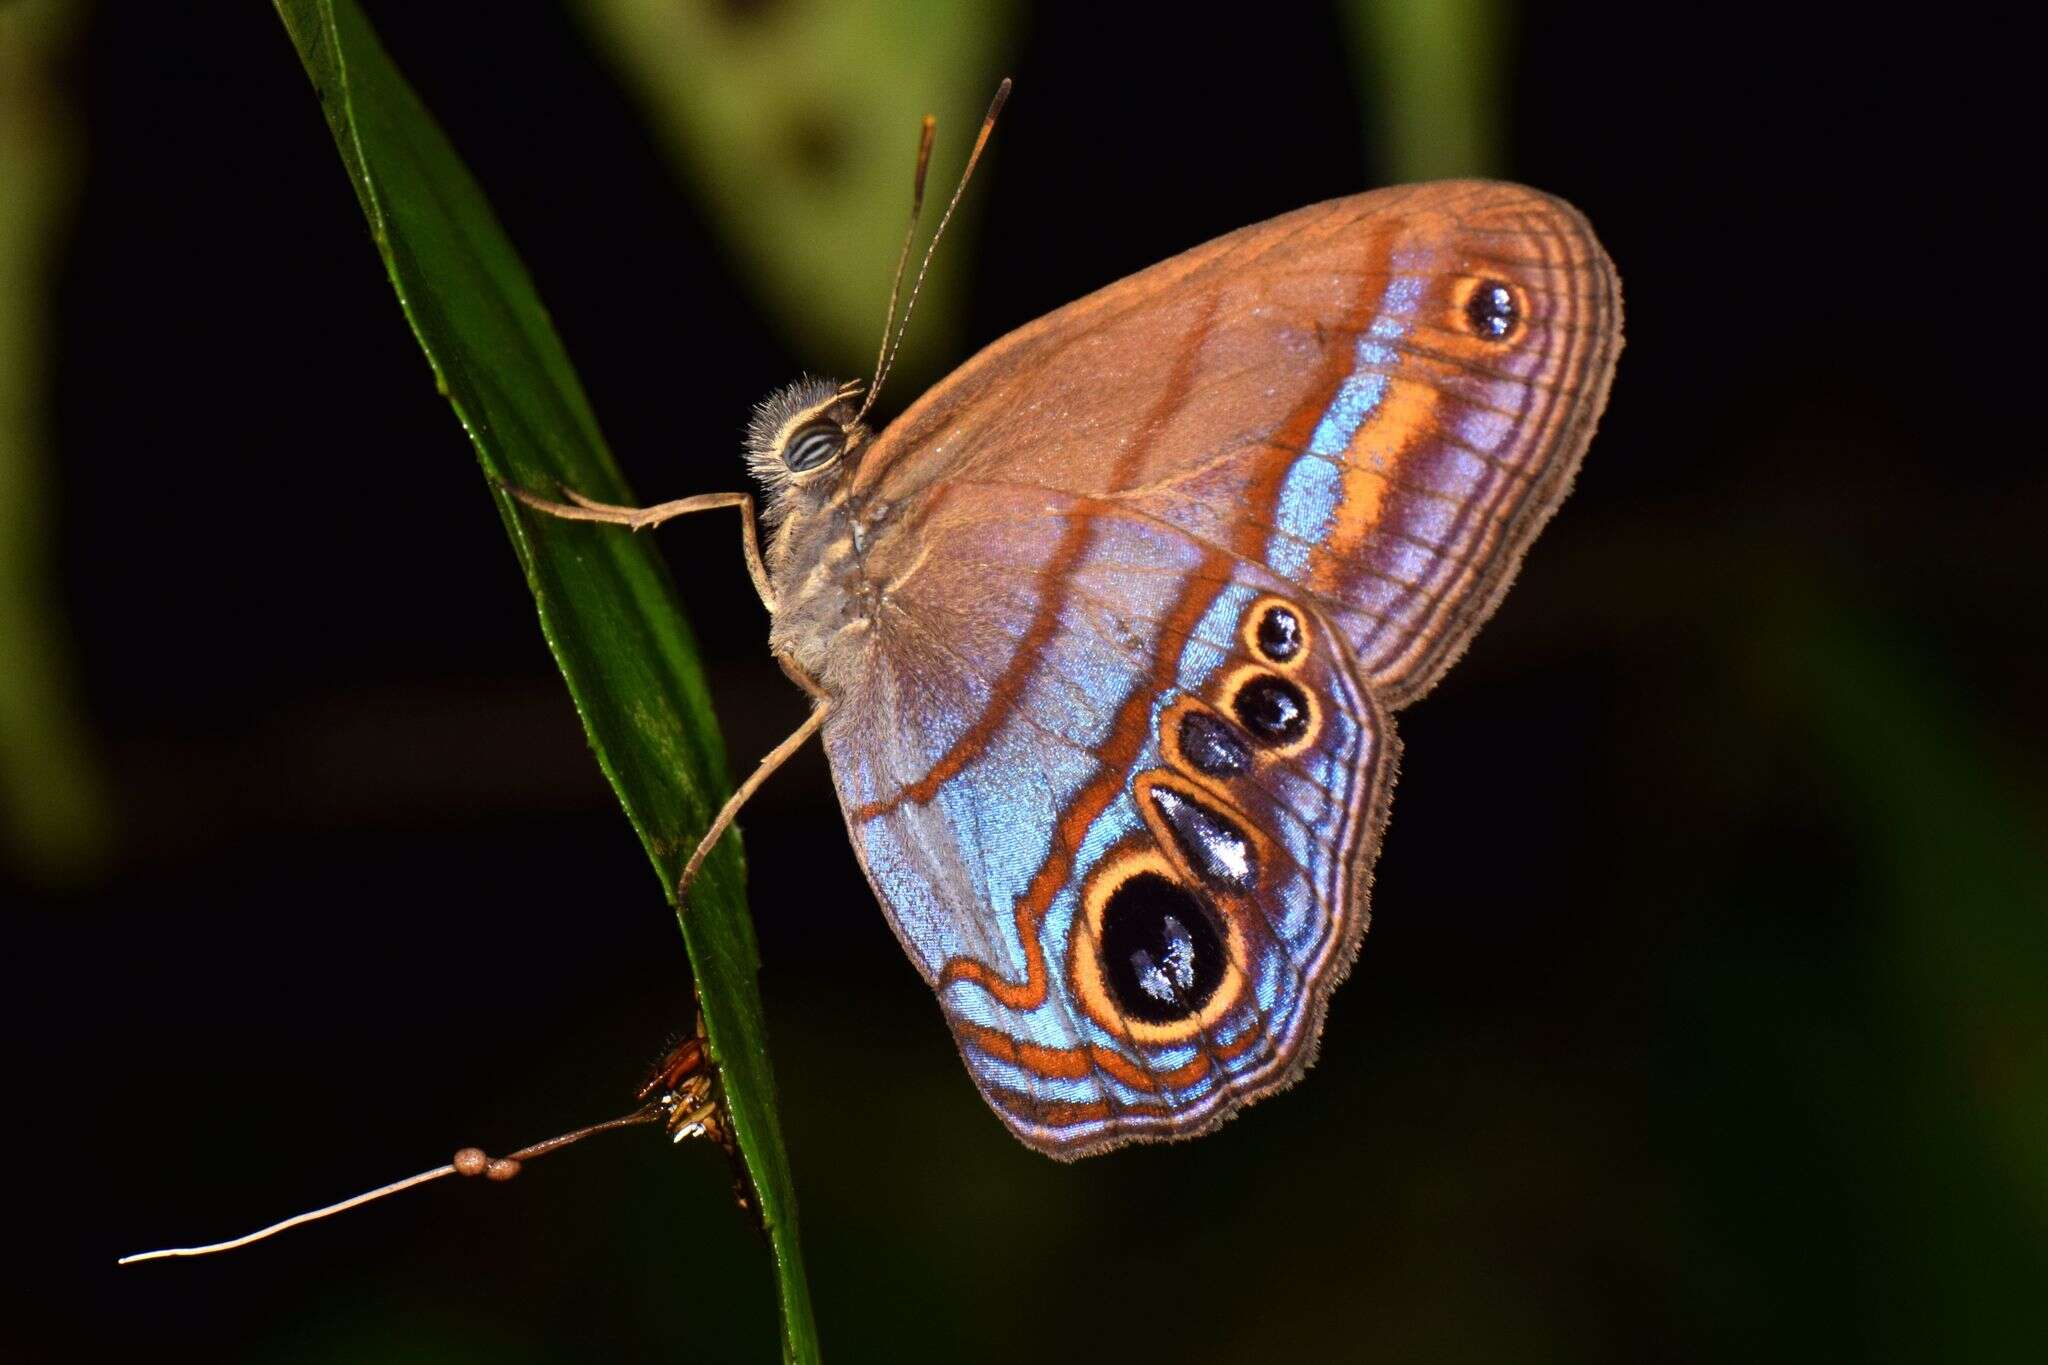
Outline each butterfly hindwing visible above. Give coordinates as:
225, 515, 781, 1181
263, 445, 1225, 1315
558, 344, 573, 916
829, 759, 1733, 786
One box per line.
824, 502, 1393, 1155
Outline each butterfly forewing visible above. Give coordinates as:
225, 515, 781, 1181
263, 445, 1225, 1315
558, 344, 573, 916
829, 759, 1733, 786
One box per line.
820, 180, 1620, 1155
855, 180, 1621, 705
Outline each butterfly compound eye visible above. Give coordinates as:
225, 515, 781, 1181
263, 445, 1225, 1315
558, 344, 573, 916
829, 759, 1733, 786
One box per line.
782, 418, 846, 472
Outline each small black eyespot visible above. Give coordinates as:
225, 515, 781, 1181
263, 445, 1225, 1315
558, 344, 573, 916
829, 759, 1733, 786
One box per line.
782, 419, 845, 472
1098, 872, 1227, 1024
1465, 279, 1519, 340
1234, 675, 1310, 746
1177, 711, 1251, 778
1255, 605, 1303, 663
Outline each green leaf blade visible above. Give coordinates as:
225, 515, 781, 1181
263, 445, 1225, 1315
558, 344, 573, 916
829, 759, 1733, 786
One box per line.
274, 2, 816, 1358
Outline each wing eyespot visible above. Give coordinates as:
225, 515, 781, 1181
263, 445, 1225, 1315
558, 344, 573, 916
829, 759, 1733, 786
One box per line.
1068, 847, 1248, 1045
1141, 776, 1260, 894
1231, 671, 1315, 751
1098, 871, 1228, 1025
1243, 594, 1311, 668
1454, 276, 1526, 345
1172, 706, 1253, 779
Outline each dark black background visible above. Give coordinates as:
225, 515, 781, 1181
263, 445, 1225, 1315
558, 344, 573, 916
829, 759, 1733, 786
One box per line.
24, 3, 2042, 1361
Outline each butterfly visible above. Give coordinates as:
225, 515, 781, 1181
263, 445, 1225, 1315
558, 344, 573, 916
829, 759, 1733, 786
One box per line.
513, 103, 1622, 1159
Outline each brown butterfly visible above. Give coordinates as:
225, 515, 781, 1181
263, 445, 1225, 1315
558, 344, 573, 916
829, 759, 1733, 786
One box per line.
514, 87, 1623, 1158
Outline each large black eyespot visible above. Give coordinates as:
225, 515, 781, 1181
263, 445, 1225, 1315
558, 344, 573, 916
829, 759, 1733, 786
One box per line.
1098, 873, 1227, 1024
1465, 279, 1519, 340
1177, 711, 1251, 778
1148, 786, 1258, 892
1255, 605, 1303, 663
782, 418, 845, 472
1234, 674, 1309, 746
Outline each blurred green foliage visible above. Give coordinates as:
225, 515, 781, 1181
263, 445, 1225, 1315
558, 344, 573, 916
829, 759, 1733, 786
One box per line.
1712, 591, 2048, 1359
0, 0, 111, 883
1343, 0, 1506, 179
571, 0, 1016, 387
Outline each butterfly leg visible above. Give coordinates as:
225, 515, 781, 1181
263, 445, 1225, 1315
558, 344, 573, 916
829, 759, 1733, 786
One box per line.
675, 700, 831, 905
500, 483, 776, 611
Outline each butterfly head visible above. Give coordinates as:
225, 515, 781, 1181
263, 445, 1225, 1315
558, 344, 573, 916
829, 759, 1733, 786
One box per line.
744, 376, 867, 521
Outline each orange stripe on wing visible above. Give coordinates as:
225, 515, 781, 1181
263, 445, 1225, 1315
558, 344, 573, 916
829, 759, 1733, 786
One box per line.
1306, 374, 1439, 595
937, 539, 1234, 1013
956, 1011, 1261, 1096
905, 300, 1227, 1015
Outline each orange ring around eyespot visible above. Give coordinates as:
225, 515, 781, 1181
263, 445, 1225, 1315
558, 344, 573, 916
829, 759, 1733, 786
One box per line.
1067, 844, 1248, 1048
1217, 663, 1322, 761
1240, 594, 1313, 671
1450, 274, 1530, 348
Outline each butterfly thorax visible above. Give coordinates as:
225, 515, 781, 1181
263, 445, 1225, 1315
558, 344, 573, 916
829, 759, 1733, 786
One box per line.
745, 376, 894, 693
768, 467, 882, 690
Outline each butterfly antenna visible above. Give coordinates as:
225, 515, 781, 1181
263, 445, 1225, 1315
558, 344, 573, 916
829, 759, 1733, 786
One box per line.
854, 77, 1012, 426
117, 1104, 671, 1264
854, 113, 938, 415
